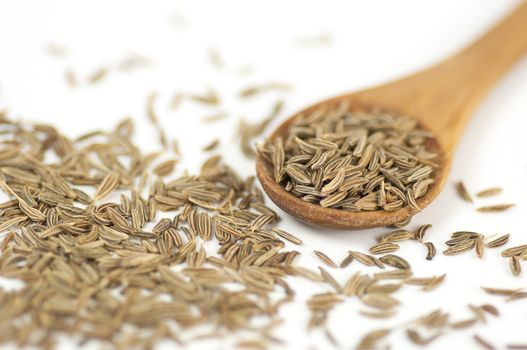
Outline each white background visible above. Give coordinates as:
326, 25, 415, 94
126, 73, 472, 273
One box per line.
1, 0, 526, 349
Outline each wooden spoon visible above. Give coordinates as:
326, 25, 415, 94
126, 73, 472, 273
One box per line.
256, 2, 527, 230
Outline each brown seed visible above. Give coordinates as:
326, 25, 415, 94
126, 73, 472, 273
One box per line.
239, 83, 291, 98
340, 252, 354, 268
477, 204, 515, 212
481, 286, 525, 297
475, 235, 485, 258
369, 242, 400, 255
374, 269, 413, 280
450, 318, 477, 329
510, 256, 522, 276
356, 329, 390, 350
502, 245, 527, 257
474, 334, 495, 350
349, 251, 377, 267
202, 139, 220, 152
404, 274, 446, 291
476, 187, 502, 198
188, 88, 220, 105
319, 267, 342, 293
416, 309, 450, 329
88, 66, 108, 84
486, 234, 510, 248
202, 111, 228, 123
415, 224, 432, 242
479, 304, 499, 317
443, 238, 476, 256
359, 309, 396, 319
424, 242, 436, 260
378, 229, 414, 243
378, 254, 411, 270
153, 159, 177, 176
456, 181, 473, 203
94, 171, 120, 200
272, 228, 302, 245
406, 329, 442, 345
314, 250, 337, 268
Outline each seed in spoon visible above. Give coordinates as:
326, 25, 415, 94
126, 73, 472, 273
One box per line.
257, 105, 438, 213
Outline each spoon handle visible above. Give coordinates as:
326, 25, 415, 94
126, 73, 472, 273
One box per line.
352, 2, 527, 156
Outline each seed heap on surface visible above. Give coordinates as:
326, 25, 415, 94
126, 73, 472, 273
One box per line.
0, 117, 303, 348
257, 103, 439, 212
0, 113, 521, 350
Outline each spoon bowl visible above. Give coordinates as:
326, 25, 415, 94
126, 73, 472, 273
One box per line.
256, 99, 448, 229
256, 3, 527, 230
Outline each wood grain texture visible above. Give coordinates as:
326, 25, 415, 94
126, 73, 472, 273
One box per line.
256, 2, 527, 230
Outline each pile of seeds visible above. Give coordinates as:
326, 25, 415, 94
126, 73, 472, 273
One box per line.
0, 116, 303, 348
0, 113, 522, 350
257, 103, 439, 211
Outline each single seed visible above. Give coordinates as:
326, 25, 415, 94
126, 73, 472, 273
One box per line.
369, 242, 400, 255
479, 304, 499, 317
374, 269, 413, 280
425, 242, 436, 260
486, 234, 510, 248
379, 254, 411, 270
510, 256, 521, 276
406, 329, 442, 345
476, 187, 502, 198
340, 252, 354, 268
443, 239, 476, 256
475, 235, 485, 258
502, 245, 527, 257
415, 224, 432, 242
203, 139, 220, 152
456, 181, 473, 203
378, 229, 414, 243
477, 204, 515, 212
474, 334, 496, 350
450, 318, 477, 329
313, 250, 337, 268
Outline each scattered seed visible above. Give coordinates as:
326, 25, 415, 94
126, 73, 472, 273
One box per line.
502, 245, 527, 257
486, 234, 510, 248
510, 256, 522, 276
415, 224, 432, 242
474, 334, 496, 350
314, 250, 337, 268
369, 242, 400, 255
456, 181, 473, 203
378, 229, 414, 243
239, 83, 291, 98
450, 318, 477, 329
203, 139, 220, 152
424, 242, 436, 261
406, 329, 442, 345
477, 204, 515, 213
356, 329, 390, 350
476, 187, 502, 198
378, 254, 411, 270
153, 159, 177, 177
88, 66, 108, 84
